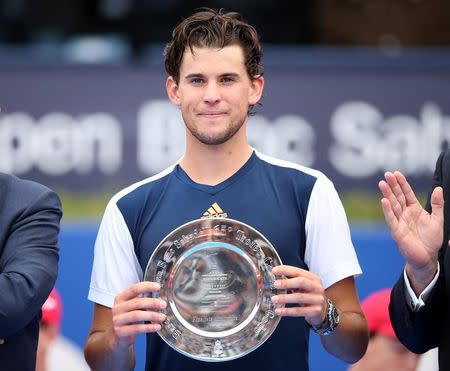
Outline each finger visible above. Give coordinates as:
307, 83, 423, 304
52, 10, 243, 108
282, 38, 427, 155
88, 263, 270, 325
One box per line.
378, 179, 393, 199
114, 310, 166, 327
385, 171, 408, 212
115, 297, 167, 315
0, 339, 4, 345
384, 171, 406, 218
379, 177, 403, 220
381, 198, 399, 231
115, 323, 162, 338
273, 276, 318, 292
430, 186, 444, 221
272, 292, 323, 305
116, 282, 161, 303
379, 180, 399, 221
275, 305, 322, 318
394, 171, 420, 207
272, 265, 318, 281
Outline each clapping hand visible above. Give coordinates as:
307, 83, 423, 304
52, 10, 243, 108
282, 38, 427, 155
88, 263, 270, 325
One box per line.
379, 171, 444, 293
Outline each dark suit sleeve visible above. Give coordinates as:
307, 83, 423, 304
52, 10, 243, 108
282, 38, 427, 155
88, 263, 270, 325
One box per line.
0, 185, 62, 338
389, 263, 446, 353
389, 150, 447, 353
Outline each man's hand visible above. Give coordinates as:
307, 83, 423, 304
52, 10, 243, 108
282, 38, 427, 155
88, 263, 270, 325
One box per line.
379, 171, 444, 293
272, 268, 367, 363
110, 281, 167, 348
271, 265, 327, 328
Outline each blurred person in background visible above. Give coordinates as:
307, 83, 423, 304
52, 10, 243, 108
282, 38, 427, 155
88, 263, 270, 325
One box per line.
37, 288, 90, 371
379, 149, 449, 370
0, 173, 61, 371
348, 288, 419, 371
37, 289, 62, 371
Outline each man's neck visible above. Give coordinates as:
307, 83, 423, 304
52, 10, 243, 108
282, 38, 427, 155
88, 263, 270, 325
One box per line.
180, 140, 253, 186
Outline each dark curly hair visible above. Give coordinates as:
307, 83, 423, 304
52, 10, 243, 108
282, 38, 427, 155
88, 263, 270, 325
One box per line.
164, 8, 263, 84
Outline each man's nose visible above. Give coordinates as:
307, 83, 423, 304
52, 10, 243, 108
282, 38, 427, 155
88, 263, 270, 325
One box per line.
203, 82, 221, 103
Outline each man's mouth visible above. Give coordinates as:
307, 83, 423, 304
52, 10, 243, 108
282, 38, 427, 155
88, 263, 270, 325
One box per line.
198, 111, 227, 117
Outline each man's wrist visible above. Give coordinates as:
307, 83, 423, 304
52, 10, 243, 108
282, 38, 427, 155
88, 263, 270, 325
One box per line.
107, 327, 134, 351
404, 262, 440, 311
405, 261, 439, 296
309, 298, 340, 336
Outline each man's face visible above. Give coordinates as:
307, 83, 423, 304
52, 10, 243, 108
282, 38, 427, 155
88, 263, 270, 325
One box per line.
166, 45, 264, 146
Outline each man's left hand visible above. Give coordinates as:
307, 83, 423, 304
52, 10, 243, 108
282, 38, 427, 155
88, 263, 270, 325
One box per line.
271, 265, 327, 328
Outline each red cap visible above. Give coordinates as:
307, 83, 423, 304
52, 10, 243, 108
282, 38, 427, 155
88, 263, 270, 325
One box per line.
41, 288, 62, 328
361, 288, 396, 339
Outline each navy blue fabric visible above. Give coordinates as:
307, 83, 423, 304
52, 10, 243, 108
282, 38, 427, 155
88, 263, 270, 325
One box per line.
117, 152, 317, 371
0, 173, 62, 371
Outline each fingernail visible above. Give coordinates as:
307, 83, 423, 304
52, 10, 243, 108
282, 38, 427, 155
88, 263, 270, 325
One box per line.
271, 296, 278, 303
154, 324, 161, 331
275, 308, 282, 315
273, 281, 280, 288
160, 300, 167, 309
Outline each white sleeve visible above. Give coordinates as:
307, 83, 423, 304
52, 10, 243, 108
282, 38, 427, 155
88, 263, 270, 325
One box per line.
404, 263, 440, 311
304, 175, 362, 289
88, 200, 143, 308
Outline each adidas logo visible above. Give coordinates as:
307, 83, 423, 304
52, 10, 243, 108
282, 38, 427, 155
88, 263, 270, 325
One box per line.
202, 202, 228, 219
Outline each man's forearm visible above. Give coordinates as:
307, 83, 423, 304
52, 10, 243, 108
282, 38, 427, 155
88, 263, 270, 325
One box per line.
84, 330, 135, 371
320, 311, 368, 364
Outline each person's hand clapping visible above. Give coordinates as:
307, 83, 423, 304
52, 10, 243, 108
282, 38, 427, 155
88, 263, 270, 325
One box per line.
379, 171, 444, 293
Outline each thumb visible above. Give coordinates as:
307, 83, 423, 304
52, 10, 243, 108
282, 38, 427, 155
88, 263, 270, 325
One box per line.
430, 186, 444, 221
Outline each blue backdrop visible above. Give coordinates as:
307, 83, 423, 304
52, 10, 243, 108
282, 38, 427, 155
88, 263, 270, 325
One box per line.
57, 222, 404, 371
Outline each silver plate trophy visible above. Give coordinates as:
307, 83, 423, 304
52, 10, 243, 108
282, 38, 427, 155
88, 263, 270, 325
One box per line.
144, 217, 285, 362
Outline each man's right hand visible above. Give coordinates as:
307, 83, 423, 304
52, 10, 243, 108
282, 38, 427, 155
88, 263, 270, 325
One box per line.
110, 281, 167, 347
379, 171, 444, 294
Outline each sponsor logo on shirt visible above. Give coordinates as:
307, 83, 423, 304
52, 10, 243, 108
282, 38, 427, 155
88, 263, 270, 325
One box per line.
202, 202, 228, 219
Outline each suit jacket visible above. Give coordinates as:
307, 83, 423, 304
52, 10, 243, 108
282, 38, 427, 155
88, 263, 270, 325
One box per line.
0, 173, 62, 371
390, 150, 450, 370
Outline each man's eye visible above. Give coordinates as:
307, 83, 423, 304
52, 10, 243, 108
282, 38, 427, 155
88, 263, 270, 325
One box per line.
190, 78, 204, 85
221, 77, 234, 83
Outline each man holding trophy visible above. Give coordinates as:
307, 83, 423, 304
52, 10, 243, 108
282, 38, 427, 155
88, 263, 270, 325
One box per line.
84, 8, 368, 371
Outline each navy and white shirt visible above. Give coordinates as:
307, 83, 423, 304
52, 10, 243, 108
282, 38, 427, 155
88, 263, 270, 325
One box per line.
88, 151, 361, 371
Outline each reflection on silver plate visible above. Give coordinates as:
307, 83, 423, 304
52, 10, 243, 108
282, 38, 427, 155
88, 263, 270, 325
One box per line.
144, 217, 285, 362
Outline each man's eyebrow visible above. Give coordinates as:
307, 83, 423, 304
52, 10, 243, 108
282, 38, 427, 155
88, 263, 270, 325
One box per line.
220, 73, 240, 78
184, 73, 204, 79
184, 72, 241, 79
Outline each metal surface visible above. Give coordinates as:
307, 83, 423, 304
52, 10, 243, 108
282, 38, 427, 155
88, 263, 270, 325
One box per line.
144, 217, 285, 362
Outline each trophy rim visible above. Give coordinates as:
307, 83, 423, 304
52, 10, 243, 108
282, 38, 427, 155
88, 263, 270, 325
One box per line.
145, 217, 282, 274
144, 217, 284, 362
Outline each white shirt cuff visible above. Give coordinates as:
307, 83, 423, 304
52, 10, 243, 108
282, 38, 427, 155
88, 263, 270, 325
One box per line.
404, 262, 440, 311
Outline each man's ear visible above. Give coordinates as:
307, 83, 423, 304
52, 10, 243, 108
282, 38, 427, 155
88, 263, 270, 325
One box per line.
248, 75, 264, 105
166, 76, 181, 106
